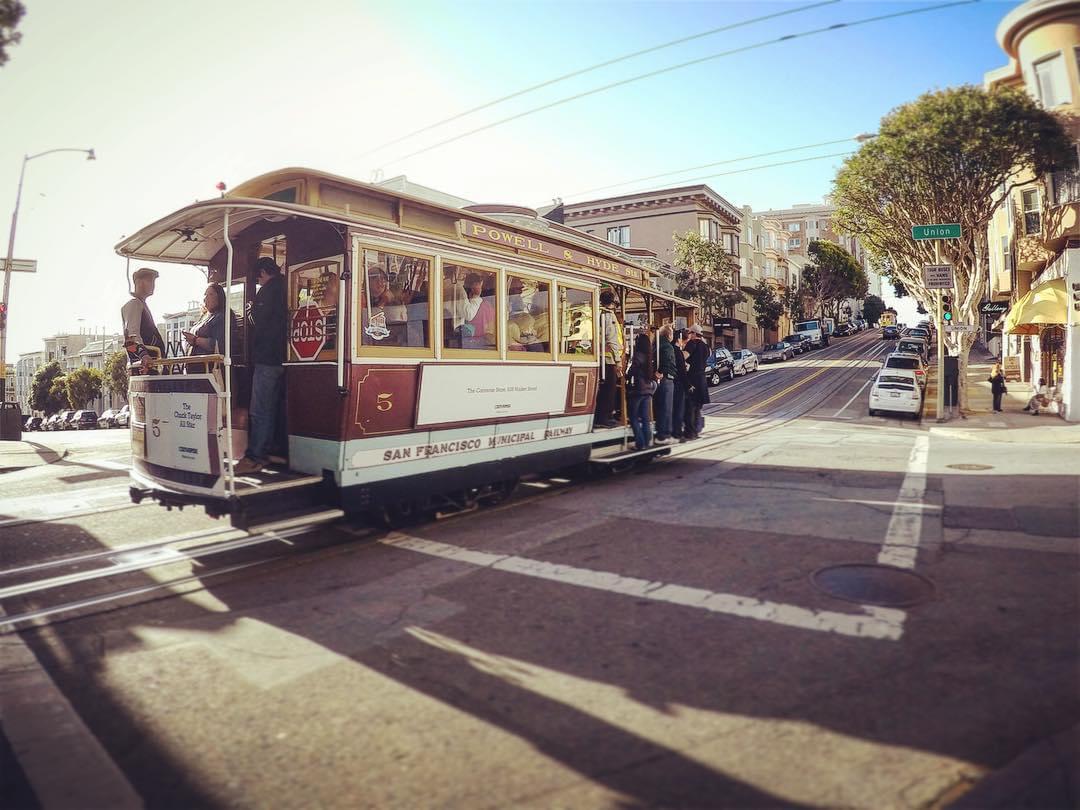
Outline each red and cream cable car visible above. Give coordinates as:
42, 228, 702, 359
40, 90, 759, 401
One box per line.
117, 169, 697, 528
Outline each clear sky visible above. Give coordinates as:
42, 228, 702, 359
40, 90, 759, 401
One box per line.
1, 0, 1017, 358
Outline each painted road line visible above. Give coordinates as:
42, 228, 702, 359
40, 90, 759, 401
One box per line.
381, 534, 905, 640
743, 340, 876, 414
877, 434, 930, 569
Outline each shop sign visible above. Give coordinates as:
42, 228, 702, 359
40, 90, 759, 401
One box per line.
415, 363, 570, 426
1003, 355, 1021, 381
979, 301, 1009, 316
712, 318, 743, 330
459, 219, 643, 283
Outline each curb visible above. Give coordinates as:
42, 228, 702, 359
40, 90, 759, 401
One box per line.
0, 607, 142, 809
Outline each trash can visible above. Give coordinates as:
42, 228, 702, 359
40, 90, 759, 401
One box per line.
0, 402, 22, 441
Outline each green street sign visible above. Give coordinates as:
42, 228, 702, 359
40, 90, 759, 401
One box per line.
912, 223, 962, 240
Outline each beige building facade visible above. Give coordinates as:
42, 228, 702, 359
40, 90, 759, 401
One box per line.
560, 185, 747, 346
985, 0, 1080, 420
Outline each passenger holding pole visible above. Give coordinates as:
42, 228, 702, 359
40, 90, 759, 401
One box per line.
594, 290, 624, 428
235, 257, 287, 474
654, 324, 676, 443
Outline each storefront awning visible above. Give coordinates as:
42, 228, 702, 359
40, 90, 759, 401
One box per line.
1003, 278, 1067, 335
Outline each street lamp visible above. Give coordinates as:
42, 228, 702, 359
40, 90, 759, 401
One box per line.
853, 132, 878, 143
0, 147, 96, 404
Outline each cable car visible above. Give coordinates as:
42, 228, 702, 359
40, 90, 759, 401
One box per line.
117, 169, 697, 529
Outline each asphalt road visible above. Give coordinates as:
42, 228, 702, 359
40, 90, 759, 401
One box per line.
1, 345, 1077, 809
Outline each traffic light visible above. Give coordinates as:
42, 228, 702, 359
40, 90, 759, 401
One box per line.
941, 294, 953, 324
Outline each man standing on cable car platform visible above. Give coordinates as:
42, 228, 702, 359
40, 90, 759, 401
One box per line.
120, 266, 167, 373
235, 257, 287, 474
593, 289, 623, 428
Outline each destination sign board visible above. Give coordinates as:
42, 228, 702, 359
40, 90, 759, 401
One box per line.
912, 224, 962, 240
459, 219, 643, 283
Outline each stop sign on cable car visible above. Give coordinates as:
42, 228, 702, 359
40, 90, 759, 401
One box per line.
290, 304, 327, 360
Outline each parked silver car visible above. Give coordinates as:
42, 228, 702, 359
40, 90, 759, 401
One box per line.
730, 348, 759, 376
761, 342, 795, 362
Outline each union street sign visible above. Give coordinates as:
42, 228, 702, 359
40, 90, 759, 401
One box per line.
912, 224, 962, 240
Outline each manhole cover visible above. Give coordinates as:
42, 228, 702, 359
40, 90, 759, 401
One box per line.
946, 463, 994, 471
811, 564, 935, 607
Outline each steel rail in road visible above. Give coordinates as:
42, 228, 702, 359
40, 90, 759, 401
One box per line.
0, 332, 889, 634
0, 509, 345, 633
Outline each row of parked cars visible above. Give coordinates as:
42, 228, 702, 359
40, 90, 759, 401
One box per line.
869, 320, 935, 418
24, 405, 130, 431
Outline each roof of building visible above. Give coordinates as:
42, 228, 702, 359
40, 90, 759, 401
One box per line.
997, 0, 1079, 56
562, 184, 742, 224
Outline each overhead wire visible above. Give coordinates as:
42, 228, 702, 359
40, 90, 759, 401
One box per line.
358, 0, 841, 159
380, 0, 978, 167
564, 137, 859, 199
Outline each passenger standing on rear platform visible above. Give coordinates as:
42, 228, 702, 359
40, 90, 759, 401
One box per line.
671, 328, 688, 440
627, 332, 657, 450
594, 290, 624, 428
682, 324, 710, 441
654, 324, 676, 443
235, 257, 287, 474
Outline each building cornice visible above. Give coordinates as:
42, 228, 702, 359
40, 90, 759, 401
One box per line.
564, 184, 742, 225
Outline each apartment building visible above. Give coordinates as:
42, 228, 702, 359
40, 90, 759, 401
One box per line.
15, 350, 46, 412
984, 0, 1080, 420
163, 302, 203, 361
559, 185, 743, 345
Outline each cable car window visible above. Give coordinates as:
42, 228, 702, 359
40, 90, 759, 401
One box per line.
558, 285, 596, 360
507, 274, 550, 356
288, 256, 342, 360
360, 249, 431, 352
443, 264, 498, 353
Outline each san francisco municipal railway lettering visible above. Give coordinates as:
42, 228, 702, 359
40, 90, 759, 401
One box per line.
371, 426, 580, 465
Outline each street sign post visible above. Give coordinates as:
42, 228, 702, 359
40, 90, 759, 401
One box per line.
912, 224, 962, 240
922, 264, 954, 289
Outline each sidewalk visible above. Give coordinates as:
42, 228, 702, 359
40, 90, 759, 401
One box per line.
0, 439, 66, 473
923, 346, 1080, 444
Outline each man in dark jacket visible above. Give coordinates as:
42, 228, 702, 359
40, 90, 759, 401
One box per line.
683, 324, 710, 440
235, 257, 288, 473
671, 328, 688, 440
654, 324, 677, 443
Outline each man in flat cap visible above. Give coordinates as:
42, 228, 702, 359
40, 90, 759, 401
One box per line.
121, 266, 166, 372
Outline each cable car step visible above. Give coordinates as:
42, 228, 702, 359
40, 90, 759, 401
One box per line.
231, 471, 324, 497
242, 508, 345, 535
589, 445, 672, 464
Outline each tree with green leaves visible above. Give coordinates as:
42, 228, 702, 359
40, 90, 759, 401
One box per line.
751, 279, 783, 337
104, 350, 129, 403
833, 85, 1074, 408
65, 367, 103, 410
801, 240, 867, 320
862, 294, 886, 327
0, 1, 25, 67
31, 362, 68, 414
672, 231, 745, 321
780, 284, 804, 324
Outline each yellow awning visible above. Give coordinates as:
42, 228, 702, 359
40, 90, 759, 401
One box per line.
1003, 278, 1067, 335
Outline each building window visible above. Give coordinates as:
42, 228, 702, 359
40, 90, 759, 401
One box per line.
1001, 235, 1013, 273
788, 237, 801, 248
1034, 53, 1071, 107
787, 222, 800, 232
1021, 188, 1041, 235
607, 226, 630, 248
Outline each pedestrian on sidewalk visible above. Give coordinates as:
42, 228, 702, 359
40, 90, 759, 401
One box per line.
988, 362, 1007, 412
1023, 377, 1049, 415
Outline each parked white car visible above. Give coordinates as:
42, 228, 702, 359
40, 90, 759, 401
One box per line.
883, 352, 927, 388
730, 349, 759, 376
869, 369, 923, 419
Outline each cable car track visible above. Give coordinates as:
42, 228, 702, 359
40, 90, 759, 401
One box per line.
1, 334, 888, 635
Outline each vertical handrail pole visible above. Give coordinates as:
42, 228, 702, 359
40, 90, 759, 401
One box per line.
223, 208, 236, 496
